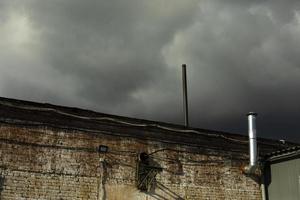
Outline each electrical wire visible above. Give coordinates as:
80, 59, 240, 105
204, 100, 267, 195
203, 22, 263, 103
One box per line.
0, 137, 97, 152
0, 118, 252, 155
148, 148, 245, 158
0, 100, 285, 157
0, 101, 249, 144
0, 165, 96, 178
0, 136, 248, 167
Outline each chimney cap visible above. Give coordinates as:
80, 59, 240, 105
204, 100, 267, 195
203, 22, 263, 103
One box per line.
247, 112, 258, 116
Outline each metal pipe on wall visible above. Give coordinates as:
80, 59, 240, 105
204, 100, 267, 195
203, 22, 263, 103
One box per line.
244, 112, 258, 174
248, 112, 258, 167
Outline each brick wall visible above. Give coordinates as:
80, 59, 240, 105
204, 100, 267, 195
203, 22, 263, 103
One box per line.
0, 125, 262, 200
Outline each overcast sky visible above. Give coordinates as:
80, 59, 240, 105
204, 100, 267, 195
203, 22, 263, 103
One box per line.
1, 0, 300, 142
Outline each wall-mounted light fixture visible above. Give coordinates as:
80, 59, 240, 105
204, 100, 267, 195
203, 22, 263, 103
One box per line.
98, 145, 109, 153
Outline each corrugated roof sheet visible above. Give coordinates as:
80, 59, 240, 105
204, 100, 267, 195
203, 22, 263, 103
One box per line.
265, 146, 300, 161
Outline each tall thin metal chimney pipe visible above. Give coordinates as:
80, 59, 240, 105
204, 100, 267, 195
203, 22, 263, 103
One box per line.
182, 64, 189, 127
244, 112, 258, 174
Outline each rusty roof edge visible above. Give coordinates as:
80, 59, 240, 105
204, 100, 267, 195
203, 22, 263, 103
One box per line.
0, 97, 248, 137
0, 96, 245, 136
0, 96, 299, 149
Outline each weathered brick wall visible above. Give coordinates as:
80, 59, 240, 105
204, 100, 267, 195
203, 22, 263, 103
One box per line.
0, 125, 262, 200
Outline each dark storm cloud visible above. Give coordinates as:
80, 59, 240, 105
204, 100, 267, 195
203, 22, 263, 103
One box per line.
163, 0, 300, 141
0, 0, 300, 142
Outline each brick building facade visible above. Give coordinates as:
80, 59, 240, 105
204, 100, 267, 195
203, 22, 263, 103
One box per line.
0, 97, 295, 199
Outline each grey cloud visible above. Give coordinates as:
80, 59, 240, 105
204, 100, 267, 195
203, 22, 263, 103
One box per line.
16, 0, 198, 111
